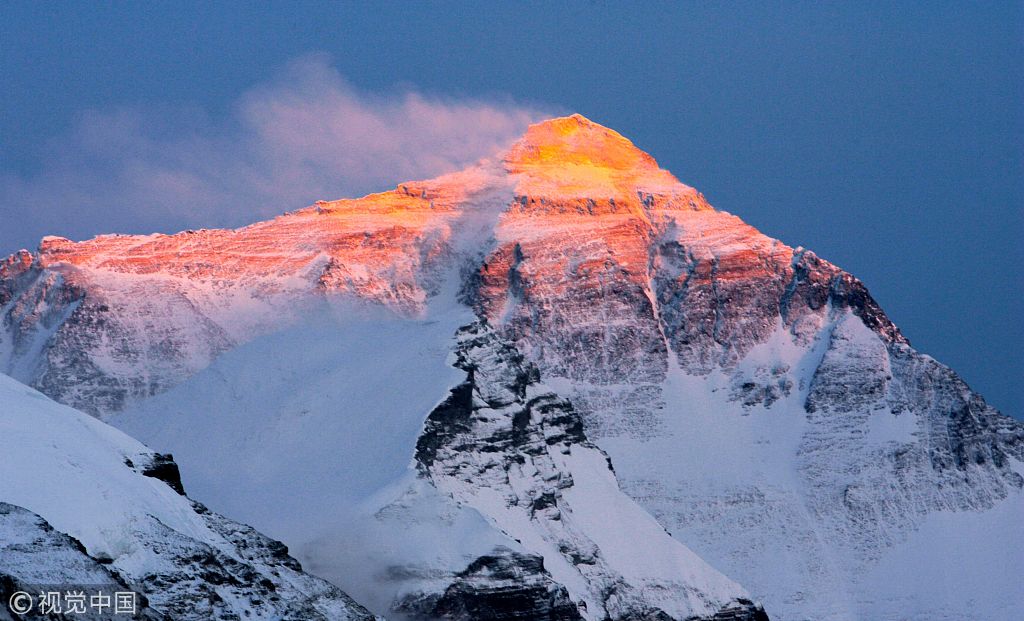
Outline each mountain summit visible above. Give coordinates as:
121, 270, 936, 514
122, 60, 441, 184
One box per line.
2, 115, 1021, 621
504, 114, 680, 195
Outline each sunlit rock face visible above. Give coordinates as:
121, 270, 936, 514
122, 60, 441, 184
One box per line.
0, 114, 897, 416
477, 115, 904, 383
0, 162, 509, 414
2, 114, 1022, 620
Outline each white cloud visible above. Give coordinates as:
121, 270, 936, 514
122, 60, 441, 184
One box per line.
0, 53, 554, 253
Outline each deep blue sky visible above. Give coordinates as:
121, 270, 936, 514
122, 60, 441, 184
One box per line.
2, 2, 1021, 418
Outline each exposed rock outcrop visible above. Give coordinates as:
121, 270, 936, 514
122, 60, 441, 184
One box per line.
414, 322, 767, 621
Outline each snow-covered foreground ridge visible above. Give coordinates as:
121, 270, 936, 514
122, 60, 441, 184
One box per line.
2, 114, 1023, 620
0, 372, 378, 620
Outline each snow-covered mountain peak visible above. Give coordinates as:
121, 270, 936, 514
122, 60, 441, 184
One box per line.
502, 114, 697, 206
2, 116, 1021, 620
505, 114, 662, 175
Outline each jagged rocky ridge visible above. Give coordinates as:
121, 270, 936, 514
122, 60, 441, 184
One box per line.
411, 322, 766, 621
0, 373, 378, 621
1, 114, 1021, 620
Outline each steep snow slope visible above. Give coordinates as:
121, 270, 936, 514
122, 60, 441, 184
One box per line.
115, 303, 472, 533
558, 313, 1024, 620
3, 114, 1022, 620
0, 372, 377, 621
114, 308, 765, 620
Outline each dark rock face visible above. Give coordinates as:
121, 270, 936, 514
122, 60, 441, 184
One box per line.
0, 496, 377, 621
0, 502, 164, 621
415, 381, 476, 471
0, 494, 378, 621
416, 323, 586, 476
119, 499, 377, 621
429, 548, 584, 621
412, 323, 766, 621
412, 324, 608, 617
138, 454, 185, 496
696, 599, 770, 621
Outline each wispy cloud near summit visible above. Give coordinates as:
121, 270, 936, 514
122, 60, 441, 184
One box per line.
0, 54, 554, 254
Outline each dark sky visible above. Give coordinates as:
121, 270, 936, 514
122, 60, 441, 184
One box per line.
2, 1, 1021, 418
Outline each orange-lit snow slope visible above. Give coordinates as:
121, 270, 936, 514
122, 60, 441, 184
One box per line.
21, 114, 697, 300
0, 114, 900, 414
